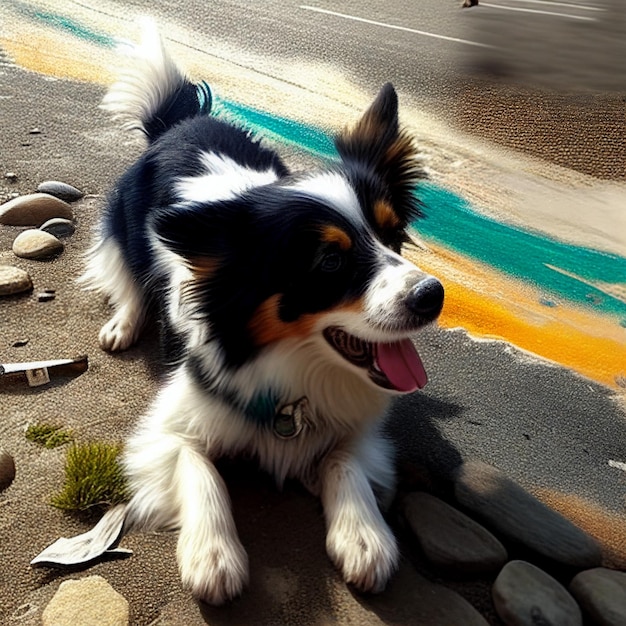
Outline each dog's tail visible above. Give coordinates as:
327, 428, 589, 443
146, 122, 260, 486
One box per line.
100, 18, 212, 142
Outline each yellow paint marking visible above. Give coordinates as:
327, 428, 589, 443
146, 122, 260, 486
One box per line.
406, 244, 626, 389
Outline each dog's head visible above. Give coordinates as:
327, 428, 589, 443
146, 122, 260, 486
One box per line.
155, 84, 443, 394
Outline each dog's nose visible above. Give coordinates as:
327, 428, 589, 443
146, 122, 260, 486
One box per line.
405, 277, 444, 319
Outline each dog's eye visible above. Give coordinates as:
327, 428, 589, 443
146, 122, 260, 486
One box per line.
319, 251, 344, 273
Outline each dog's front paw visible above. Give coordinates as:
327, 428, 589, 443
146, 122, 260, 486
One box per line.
99, 311, 140, 352
326, 517, 399, 593
177, 532, 249, 605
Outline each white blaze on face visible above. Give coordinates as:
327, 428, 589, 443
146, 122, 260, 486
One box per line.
364, 245, 428, 328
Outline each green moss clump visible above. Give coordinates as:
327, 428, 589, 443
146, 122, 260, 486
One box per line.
25, 423, 73, 449
50, 442, 129, 512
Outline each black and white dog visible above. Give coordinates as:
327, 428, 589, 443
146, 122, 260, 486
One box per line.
82, 21, 444, 604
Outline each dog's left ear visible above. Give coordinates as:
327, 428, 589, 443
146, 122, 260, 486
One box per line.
335, 83, 425, 224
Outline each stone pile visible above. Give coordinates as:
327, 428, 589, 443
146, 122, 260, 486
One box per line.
401, 460, 626, 625
0, 181, 83, 296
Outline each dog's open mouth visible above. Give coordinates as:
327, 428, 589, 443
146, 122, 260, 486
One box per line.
323, 327, 427, 392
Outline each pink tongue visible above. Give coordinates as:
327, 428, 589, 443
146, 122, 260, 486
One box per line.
376, 339, 428, 392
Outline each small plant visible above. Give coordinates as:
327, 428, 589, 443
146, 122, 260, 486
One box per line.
50, 441, 129, 513
25, 423, 73, 449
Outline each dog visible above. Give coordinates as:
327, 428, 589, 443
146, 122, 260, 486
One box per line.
81, 21, 444, 605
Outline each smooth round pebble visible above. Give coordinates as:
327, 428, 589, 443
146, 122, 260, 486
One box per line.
0, 193, 72, 226
0, 450, 16, 492
570, 567, 626, 626
0, 265, 33, 295
493, 560, 583, 626
13, 229, 64, 259
37, 181, 84, 203
40, 217, 75, 238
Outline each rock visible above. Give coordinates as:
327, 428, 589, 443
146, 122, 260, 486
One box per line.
0, 265, 33, 296
0, 193, 72, 226
0, 450, 16, 492
5, 172, 17, 181
570, 567, 626, 626
40, 217, 75, 238
37, 181, 84, 203
493, 560, 583, 626
402, 491, 508, 575
453, 460, 602, 569
42, 575, 129, 626
13, 229, 64, 260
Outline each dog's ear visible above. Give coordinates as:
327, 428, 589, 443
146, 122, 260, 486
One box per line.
335, 83, 425, 225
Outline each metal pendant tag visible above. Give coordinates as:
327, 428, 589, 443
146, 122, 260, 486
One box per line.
274, 397, 309, 439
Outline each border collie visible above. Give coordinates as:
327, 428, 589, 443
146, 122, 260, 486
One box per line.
81, 21, 444, 605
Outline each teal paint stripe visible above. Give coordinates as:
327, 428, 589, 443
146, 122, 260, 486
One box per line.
416, 183, 626, 319
213, 96, 337, 159
11, 1, 116, 48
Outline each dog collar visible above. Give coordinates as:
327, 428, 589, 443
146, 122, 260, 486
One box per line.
245, 391, 310, 439
273, 397, 310, 439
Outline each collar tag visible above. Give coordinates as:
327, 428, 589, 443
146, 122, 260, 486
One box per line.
274, 397, 309, 439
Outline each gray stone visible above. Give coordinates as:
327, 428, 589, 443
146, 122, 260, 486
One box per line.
0, 450, 16, 492
13, 229, 64, 259
0, 193, 72, 226
570, 567, 626, 626
493, 560, 583, 626
0, 265, 33, 296
42, 575, 129, 626
402, 491, 508, 575
453, 460, 602, 569
39, 217, 75, 238
37, 181, 84, 203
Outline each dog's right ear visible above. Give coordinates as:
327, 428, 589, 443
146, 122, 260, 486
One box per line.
336, 83, 401, 165
335, 84, 426, 227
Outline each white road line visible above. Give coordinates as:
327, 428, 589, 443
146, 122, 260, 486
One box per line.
481, 3, 598, 20
495, 0, 605, 10
299, 5, 494, 48
608, 459, 626, 472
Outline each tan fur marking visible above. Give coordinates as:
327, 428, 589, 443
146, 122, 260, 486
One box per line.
188, 256, 220, 280
249, 295, 364, 347
321, 225, 352, 250
374, 200, 401, 230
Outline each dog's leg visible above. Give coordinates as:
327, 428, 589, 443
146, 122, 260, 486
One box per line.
174, 445, 249, 604
81, 237, 148, 351
320, 446, 399, 593
124, 376, 249, 605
